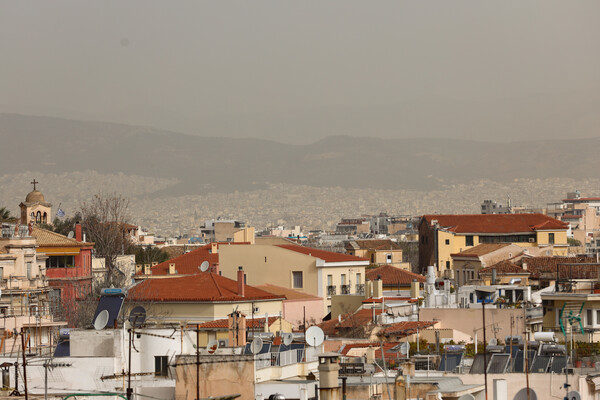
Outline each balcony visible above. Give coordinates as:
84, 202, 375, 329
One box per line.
327, 285, 337, 296
341, 285, 350, 295
355, 284, 365, 295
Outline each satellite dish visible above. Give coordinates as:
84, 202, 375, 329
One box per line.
514, 388, 537, 400
94, 310, 109, 330
128, 306, 147, 328
250, 337, 263, 354
199, 261, 210, 272
67, 231, 74, 239
400, 342, 409, 356
567, 391, 581, 400
283, 333, 293, 346
207, 339, 219, 354
458, 395, 476, 400
489, 338, 498, 346
305, 326, 325, 347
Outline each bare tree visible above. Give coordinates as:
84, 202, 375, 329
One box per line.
81, 193, 132, 288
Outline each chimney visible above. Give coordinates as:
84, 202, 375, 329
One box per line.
135, 264, 142, 274
373, 276, 383, 298
522, 262, 528, 271
237, 266, 245, 297
211, 242, 218, 254
75, 223, 82, 242
144, 264, 151, 275
410, 279, 420, 299
211, 262, 219, 274
169, 263, 176, 275
228, 311, 247, 347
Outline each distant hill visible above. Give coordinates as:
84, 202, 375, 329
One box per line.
2, 113, 600, 195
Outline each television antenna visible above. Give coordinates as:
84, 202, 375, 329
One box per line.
282, 333, 293, 346
305, 326, 324, 347
250, 337, 263, 355
199, 261, 210, 272
94, 310, 109, 330
207, 339, 219, 354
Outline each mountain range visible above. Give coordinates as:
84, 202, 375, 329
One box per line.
2, 113, 599, 196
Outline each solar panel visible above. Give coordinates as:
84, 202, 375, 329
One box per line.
487, 354, 510, 374
531, 355, 551, 373
92, 295, 125, 328
469, 354, 488, 374
278, 343, 290, 352
244, 343, 252, 355
54, 341, 70, 357
550, 356, 568, 373
513, 350, 537, 372
438, 353, 462, 371
259, 343, 271, 354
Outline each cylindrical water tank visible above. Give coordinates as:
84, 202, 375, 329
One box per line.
534, 332, 556, 342
2, 369, 9, 389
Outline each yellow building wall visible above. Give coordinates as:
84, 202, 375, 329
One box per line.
436, 231, 479, 272
233, 227, 255, 244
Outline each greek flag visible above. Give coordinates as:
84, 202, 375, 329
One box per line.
56, 208, 66, 218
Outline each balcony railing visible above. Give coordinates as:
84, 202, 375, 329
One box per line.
327, 285, 337, 296
355, 284, 365, 295
341, 285, 350, 295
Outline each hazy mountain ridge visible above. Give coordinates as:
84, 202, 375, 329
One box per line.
2, 114, 600, 195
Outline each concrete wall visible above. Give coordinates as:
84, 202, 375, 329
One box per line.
175, 354, 255, 400
419, 308, 524, 341
283, 298, 324, 329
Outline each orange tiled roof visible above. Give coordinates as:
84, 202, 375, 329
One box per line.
479, 260, 526, 275
350, 240, 402, 251
254, 283, 322, 301
366, 264, 426, 285
31, 227, 88, 247
561, 214, 582, 220
382, 320, 437, 336
127, 272, 284, 302
276, 244, 368, 263
450, 243, 513, 258
149, 244, 218, 275
520, 256, 598, 279
198, 316, 280, 330
337, 309, 383, 328
423, 214, 568, 234
340, 342, 401, 360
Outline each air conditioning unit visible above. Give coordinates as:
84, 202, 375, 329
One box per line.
529, 238, 535, 243
253, 307, 260, 313
218, 339, 229, 348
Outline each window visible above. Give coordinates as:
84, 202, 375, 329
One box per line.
549, 233, 555, 245
46, 256, 75, 268
154, 356, 169, 377
341, 274, 346, 285
27, 262, 32, 280
465, 236, 474, 246
292, 271, 303, 288
587, 309, 594, 327
386, 253, 392, 263
0, 267, 3, 280
327, 275, 332, 286
371, 254, 375, 263
356, 273, 361, 284
445, 239, 450, 245
446, 261, 450, 269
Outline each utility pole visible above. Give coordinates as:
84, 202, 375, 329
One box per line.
127, 328, 133, 400
20, 329, 28, 400
196, 325, 200, 400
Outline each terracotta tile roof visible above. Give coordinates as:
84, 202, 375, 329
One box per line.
127, 272, 284, 302
254, 283, 322, 300
423, 214, 568, 234
198, 316, 280, 330
149, 244, 218, 275
337, 309, 383, 328
479, 260, 526, 275
563, 197, 600, 202
382, 320, 437, 337
362, 297, 416, 304
520, 256, 599, 279
318, 318, 340, 336
341, 342, 401, 360
450, 243, 512, 258
31, 227, 86, 247
348, 240, 402, 251
275, 244, 369, 263
366, 264, 426, 285
561, 214, 582, 220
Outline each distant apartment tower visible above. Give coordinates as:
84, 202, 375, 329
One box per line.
481, 199, 511, 215
200, 219, 254, 243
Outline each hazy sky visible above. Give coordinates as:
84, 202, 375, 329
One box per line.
1, 1, 599, 143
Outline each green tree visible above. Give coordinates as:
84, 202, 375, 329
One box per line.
568, 237, 582, 247
0, 207, 14, 222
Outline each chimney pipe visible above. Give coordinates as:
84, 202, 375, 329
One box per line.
169, 263, 176, 275
75, 223, 82, 242
237, 266, 245, 297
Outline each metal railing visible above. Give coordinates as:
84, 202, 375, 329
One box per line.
356, 284, 365, 295
341, 285, 350, 295
327, 285, 337, 296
